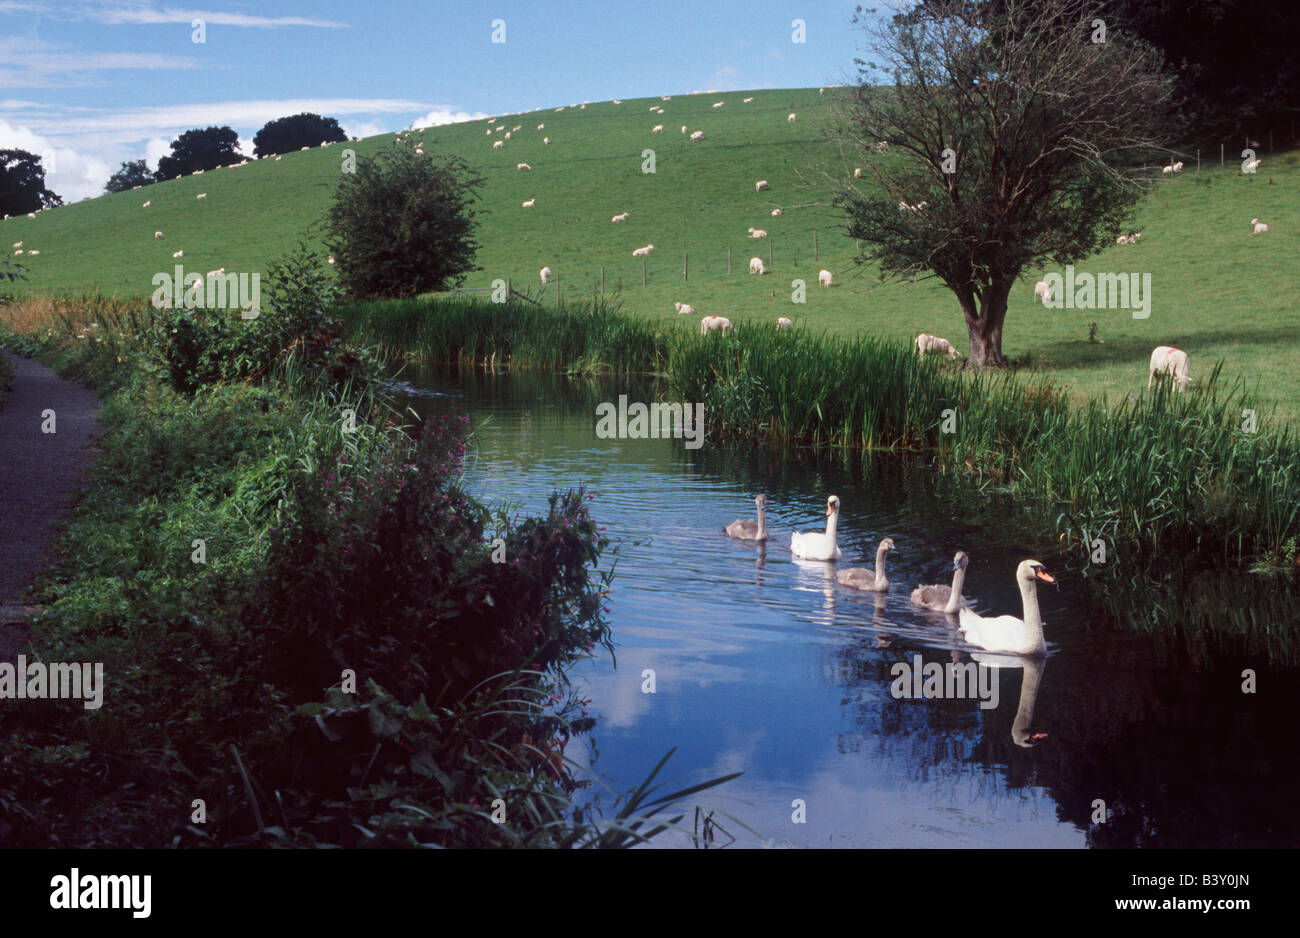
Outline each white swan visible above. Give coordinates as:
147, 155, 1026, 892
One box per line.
836, 537, 894, 590
911, 550, 970, 613
724, 494, 768, 541
790, 495, 842, 561
957, 559, 1054, 656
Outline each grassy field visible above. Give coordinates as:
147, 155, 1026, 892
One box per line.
4, 86, 1298, 422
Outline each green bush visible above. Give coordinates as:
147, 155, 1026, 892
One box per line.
324, 143, 484, 299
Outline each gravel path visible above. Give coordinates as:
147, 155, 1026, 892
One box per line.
0, 350, 101, 661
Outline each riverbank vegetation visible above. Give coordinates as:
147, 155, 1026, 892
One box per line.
0, 266, 735, 847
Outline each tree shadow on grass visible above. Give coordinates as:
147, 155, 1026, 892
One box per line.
1016, 324, 1300, 372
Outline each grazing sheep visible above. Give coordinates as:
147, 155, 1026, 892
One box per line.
818, 269, 832, 287
755, 180, 769, 191
154, 231, 163, 239
748, 228, 768, 239
674, 302, 695, 314
1116, 232, 1141, 244
275, 155, 282, 161
543, 137, 550, 145
1034, 280, 1054, 303
301, 146, 309, 151
652, 124, 664, 133
690, 130, 704, 142
776, 317, 793, 330
771, 209, 782, 216
522, 199, 535, 208
512, 125, 521, 132
1161, 165, 1174, 175
787, 113, 797, 122
1251, 218, 1270, 233
517, 162, 531, 171
1148, 346, 1190, 392
700, 315, 732, 334
611, 212, 630, 223
142, 201, 150, 208
172, 250, 183, 258
12, 250, 21, 255
196, 192, 206, 199
915, 333, 962, 359
27, 212, 34, 218
713, 102, 724, 108
194, 169, 204, 175
749, 257, 765, 274
743, 97, 754, 103
540, 266, 553, 284
537, 123, 544, 130
1173, 161, 1184, 172
632, 244, 655, 257
1244, 158, 1262, 171
493, 140, 504, 149
504, 132, 511, 140
854, 167, 863, 178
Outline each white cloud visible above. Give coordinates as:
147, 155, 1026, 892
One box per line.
92, 6, 347, 28
0, 36, 205, 87
144, 136, 171, 171
411, 108, 489, 130
0, 117, 109, 202
342, 120, 386, 141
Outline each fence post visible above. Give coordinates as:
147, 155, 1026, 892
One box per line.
643, 259, 647, 286
1196, 148, 1200, 172
727, 246, 732, 274
1220, 143, 1224, 167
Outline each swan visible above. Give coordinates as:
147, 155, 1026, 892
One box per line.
790, 495, 842, 561
724, 494, 768, 541
835, 537, 895, 590
910, 550, 970, 612
957, 559, 1054, 656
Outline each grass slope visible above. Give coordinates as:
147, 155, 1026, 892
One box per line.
4, 87, 1299, 422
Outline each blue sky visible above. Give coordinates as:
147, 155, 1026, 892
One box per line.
0, 0, 876, 200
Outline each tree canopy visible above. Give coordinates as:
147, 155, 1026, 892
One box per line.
253, 113, 349, 158
154, 126, 243, 180
105, 159, 154, 193
828, 0, 1177, 366
0, 149, 63, 216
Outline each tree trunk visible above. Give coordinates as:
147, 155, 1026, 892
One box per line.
964, 280, 1013, 368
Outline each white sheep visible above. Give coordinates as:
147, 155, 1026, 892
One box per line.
540, 266, 553, 284
504, 132, 511, 140
1173, 161, 1184, 172
522, 199, 535, 208
700, 315, 732, 334
749, 257, 765, 274
1244, 158, 1262, 172
196, 193, 207, 200
690, 131, 704, 142
771, 209, 782, 217
1251, 218, 1270, 233
543, 137, 550, 145
537, 123, 544, 130
652, 124, 664, 133
1148, 346, 1190, 392
743, 97, 754, 103
194, 169, 204, 175
172, 250, 183, 258
915, 333, 961, 359
1034, 280, 1054, 303
26, 249, 38, 256
517, 162, 531, 171
713, 102, 724, 108
755, 180, 769, 191
674, 302, 695, 314
611, 212, 630, 223
632, 244, 655, 257
12, 249, 21, 255
818, 269, 832, 287
748, 228, 768, 239
776, 317, 793, 330
512, 125, 521, 132
1161, 165, 1174, 175
141, 201, 150, 208
854, 167, 863, 178
787, 113, 797, 122
493, 140, 504, 149
154, 231, 163, 239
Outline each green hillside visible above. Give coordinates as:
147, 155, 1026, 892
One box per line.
5, 87, 1299, 422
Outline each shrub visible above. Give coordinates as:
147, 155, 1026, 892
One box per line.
324, 144, 484, 299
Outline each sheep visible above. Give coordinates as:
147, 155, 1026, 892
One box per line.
649, 105, 659, 111
743, 97, 753, 103
1244, 158, 1262, 172
540, 266, 553, 284
522, 199, 535, 208
674, 302, 695, 314
818, 269, 832, 287
26, 249, 38, 256
154, 231, 164, 239
690, 131, 704, 142
10, 241, 19, 248
1034, 280, 1054, 303
27, 212, 34, 218
493, 140, 504, 149
713, 101, 724, 108
652, 124, 664, 133
611, 212, 630, 223
517, 162, 532, 171
700, 315, 732, 334
1173, 161, 1184, 172
771, 209, 782, 217
275, 155, 282, 161
654, 107, 664, 114
915, 333, 962, 359
1148, 346, 1190, 392
748, 227, 768, 239
172, 250, 184, 258
12, 250, 21, 256
1251, 218, 1270, 233
504, 131, 511, 140
543, 137, 550, 144
512, 125, 522, 132
681, 125, 688, 134
194, 169, 204, 175
854, 167, 863, 178
755, 180, 770, 191
415, 148, 423, 155
749, 257, 765, 274
196, 192, 207, 199
1161, 165, 1174, 175
787, 113, 797, 122
301, 146, 310, 151
537, 123, 544, 130
776, 316, 793, 330
632, 244, 655, 257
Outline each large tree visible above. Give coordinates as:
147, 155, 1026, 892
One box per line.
828, 0, 1177, 366
154, 126, 242, 180
105, 159, 154, 193
0, 149, 63, 215
253, 113, 348, 157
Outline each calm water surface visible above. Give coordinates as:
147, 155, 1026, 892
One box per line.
396, 364, 1300, 848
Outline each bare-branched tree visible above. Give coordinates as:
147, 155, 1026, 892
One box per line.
825, 0, 1178, 366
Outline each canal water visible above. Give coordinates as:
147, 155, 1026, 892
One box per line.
394, 363, 1300, 848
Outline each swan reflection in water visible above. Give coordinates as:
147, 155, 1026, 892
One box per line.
972, 652, 1048, 748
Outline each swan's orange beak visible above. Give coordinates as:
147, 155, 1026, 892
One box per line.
826, 505, 835, 517
1035, 569, 1055, 584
